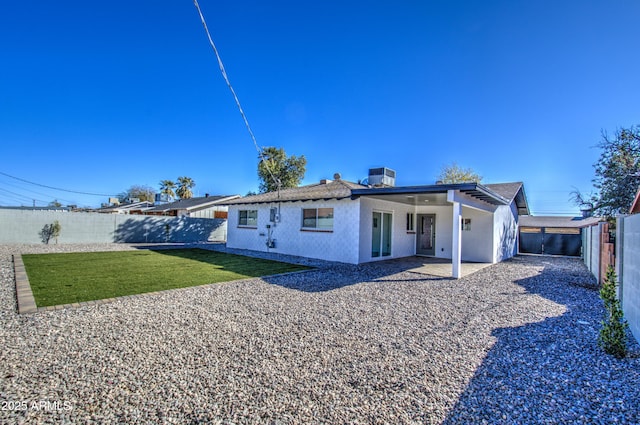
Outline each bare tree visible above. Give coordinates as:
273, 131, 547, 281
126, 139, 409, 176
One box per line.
436, 163, 482, 184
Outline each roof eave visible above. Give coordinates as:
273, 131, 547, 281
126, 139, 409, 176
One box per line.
226, 195, 353, 206
352, 182, 510, 206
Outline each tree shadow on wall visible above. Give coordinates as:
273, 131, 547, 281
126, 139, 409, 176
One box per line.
442, 256, 640, 424
114, 217, 224, 243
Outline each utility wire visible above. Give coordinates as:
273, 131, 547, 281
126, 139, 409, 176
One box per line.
0, 179, 76, 204
192, 0, 281, 193
0, 171, 115, 197
0, 187, 49, 205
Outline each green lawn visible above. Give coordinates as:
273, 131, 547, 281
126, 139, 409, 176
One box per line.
22, 248, 310, 307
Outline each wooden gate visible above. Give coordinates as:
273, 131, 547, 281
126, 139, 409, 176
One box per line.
599, 222, 615, 283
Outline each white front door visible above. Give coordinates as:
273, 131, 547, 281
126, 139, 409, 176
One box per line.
416, 214, 436, 256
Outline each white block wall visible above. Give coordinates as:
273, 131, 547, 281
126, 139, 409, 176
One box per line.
358, 198, 417, 263
461, 206, 495, 263
227, 195, 520, 266
0, 209, 227, 243
415, 205, 454, 260
583, 224, 600, 281
227, 199, 361, 264
619, 214, 640, 344
492, 203, 519, 263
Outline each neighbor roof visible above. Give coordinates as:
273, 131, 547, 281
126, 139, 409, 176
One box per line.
519, 215, 602, 228
95, 201, 153, 213
224, 180, 367, 205
144, 195, 239, 213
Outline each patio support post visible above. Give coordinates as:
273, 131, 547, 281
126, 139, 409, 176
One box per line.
449, 190, 462, 278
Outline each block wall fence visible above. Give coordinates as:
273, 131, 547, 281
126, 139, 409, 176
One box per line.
0, 210, 227, 244
617, 214, 640, 345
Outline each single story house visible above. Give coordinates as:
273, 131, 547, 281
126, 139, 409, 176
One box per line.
224, 170, 529, 277
95, 201, 154, 214
140, 194, 240, 218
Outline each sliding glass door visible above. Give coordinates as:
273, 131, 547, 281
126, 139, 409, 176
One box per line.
372, 212, 392, 258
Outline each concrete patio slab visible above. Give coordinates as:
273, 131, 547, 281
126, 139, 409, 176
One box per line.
399, 256, 492, 278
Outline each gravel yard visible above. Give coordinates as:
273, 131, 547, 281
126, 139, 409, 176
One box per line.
1, 243, 639, 424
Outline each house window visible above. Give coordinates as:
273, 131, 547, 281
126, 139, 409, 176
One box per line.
406, 213, 415, 232
462, 218, 471, 231
301, 208, 334, 230
238, 210, 258, 227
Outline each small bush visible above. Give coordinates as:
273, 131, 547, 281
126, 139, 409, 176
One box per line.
39, 221, 61, 244
598, 266, 628, 358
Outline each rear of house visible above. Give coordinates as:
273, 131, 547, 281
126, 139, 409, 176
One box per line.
226, 172, 529, 272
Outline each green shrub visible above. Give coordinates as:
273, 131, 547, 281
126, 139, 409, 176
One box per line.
39, 220, 61, 244
598, 266, 628, 358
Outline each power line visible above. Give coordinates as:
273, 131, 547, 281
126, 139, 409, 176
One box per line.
0, 171, 115, 197
0, 187, 48, 205
192, 0, 281, 192
0, 179, 76, 204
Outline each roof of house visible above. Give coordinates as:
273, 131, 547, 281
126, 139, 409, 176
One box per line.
350, 181, 529, 214
485, 182, 529, 215
631, 186, 640, 214
226, 179, 529, 213
95, 201, 153, 213
144, 195, 240, 213
519, 215, 602, 228
225, 180, 367, 205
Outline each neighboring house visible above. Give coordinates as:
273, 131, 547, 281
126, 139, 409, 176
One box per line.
631, 186, 640, 214
0, 206, 71, 212
141, 194, 240, 218
95, 201, 154, 214
224, 170, 529, 277
519, 215, 602, 257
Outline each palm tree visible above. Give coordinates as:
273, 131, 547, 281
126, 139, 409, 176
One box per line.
176, 176, 195, 199
159, 180, 176, 201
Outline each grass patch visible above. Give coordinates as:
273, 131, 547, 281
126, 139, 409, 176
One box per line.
22, 248, 310, 307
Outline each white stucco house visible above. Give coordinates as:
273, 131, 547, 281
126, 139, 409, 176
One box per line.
224, 169, 529, 277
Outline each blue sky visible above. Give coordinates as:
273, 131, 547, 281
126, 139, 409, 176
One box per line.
2, 1, 639, 213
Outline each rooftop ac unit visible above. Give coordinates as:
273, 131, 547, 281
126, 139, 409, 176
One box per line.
368, 167, 396, 187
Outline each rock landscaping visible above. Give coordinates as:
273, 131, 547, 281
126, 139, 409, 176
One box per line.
1, 243, 638, 424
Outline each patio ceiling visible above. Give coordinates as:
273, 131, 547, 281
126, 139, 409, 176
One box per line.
351, 183, 510, 207
362, 192, 450, 206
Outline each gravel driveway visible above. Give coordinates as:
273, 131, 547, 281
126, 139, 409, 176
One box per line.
1, 244, 639, 424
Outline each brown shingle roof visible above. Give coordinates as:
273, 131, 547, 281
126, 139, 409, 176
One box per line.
484, 182, 522, 202
225, 180, 367, 205
485, 182, 530, 215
